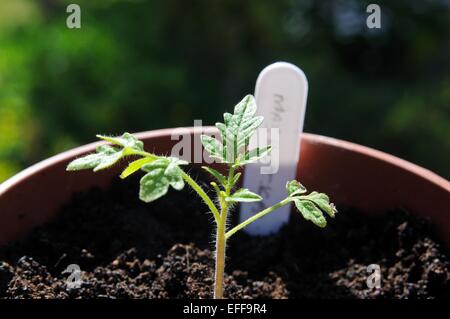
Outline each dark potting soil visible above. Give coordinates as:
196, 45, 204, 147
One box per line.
0, 170, 449, 299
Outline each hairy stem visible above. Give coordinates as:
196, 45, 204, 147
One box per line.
181, 171, 220, 223
129, 150, 158, 159
225, 197, 292, 239
213, 165, 235, 299
214, 200, 227, 299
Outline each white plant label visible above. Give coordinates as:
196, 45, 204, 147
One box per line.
240, 62, 308, 235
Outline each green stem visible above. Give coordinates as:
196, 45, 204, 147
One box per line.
181, 171, 221, 223
225, 197, 292, 239
213, 166, 235, 299
214, 200, 227, 299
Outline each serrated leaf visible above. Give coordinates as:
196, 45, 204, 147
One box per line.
120, 157, 155, 179
215, 95, 264, 163
140, 165, 169, 203
96, 132, 144, 151
293, 199, 327, 228
292, 189, 337, 228
286, 180, 307, 196
231, 172, 241, 187
200, 135, 224, 160
93, 151, 124, 171
239, 145, 272, 165
225, 188, 262, 203
67, 133, 149, 173
165, 160, 185, 190
66, 145, 122, 172
202, 166, 226, 184
139, 158, 185, 202
304, 191, 337, 218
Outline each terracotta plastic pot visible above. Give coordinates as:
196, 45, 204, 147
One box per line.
0, 127, 449, 247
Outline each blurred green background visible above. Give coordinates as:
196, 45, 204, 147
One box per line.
0, 0, 449, 182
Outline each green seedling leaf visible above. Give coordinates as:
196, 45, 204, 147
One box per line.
215, 95, 264, 163
202, 166, 226, 184
165, 159, 186, 190
96, 132, 144, 152
226, 188, 262, 203
286, 180, 307, 196
239, 145, 272, 165
139, 158, 185, 202
292, 189, 337, 228
67, 145, 122, 172
293, 199, 327, 228
166, 157, 189, 166
67, 133, 150, 173
303, 191, 337, 218
230, 172, 241, 187
200, 135, 224, 161
121, 157, 155, 179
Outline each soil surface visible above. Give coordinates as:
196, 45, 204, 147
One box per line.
0, 171, 449, 299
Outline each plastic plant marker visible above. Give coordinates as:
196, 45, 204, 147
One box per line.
240, 62, 309, 235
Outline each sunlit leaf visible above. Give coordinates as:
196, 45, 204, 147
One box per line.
67, 145, 121, 172
139, 158, 185, 202
96, 132, 144, 151
293, 199, 327, 228
120, 157, 155, 179
305, 191, 337, 218
226, 188, 262, 202
292, 188, 337, 228
67, 133, 149, 172
202, 166, 226, 184
286, 180, 307, 196
214, 95, 264, 163
200, 134, 224, 160
230, 172, 241, 187
239, 145, 272, 165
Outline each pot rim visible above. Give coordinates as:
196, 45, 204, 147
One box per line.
1, 126, 450, 247
1, 127, 448, 195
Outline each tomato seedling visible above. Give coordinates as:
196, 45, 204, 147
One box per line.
67, 95, 337, 298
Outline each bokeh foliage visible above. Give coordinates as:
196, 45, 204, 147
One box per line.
0, 0, 449, 182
